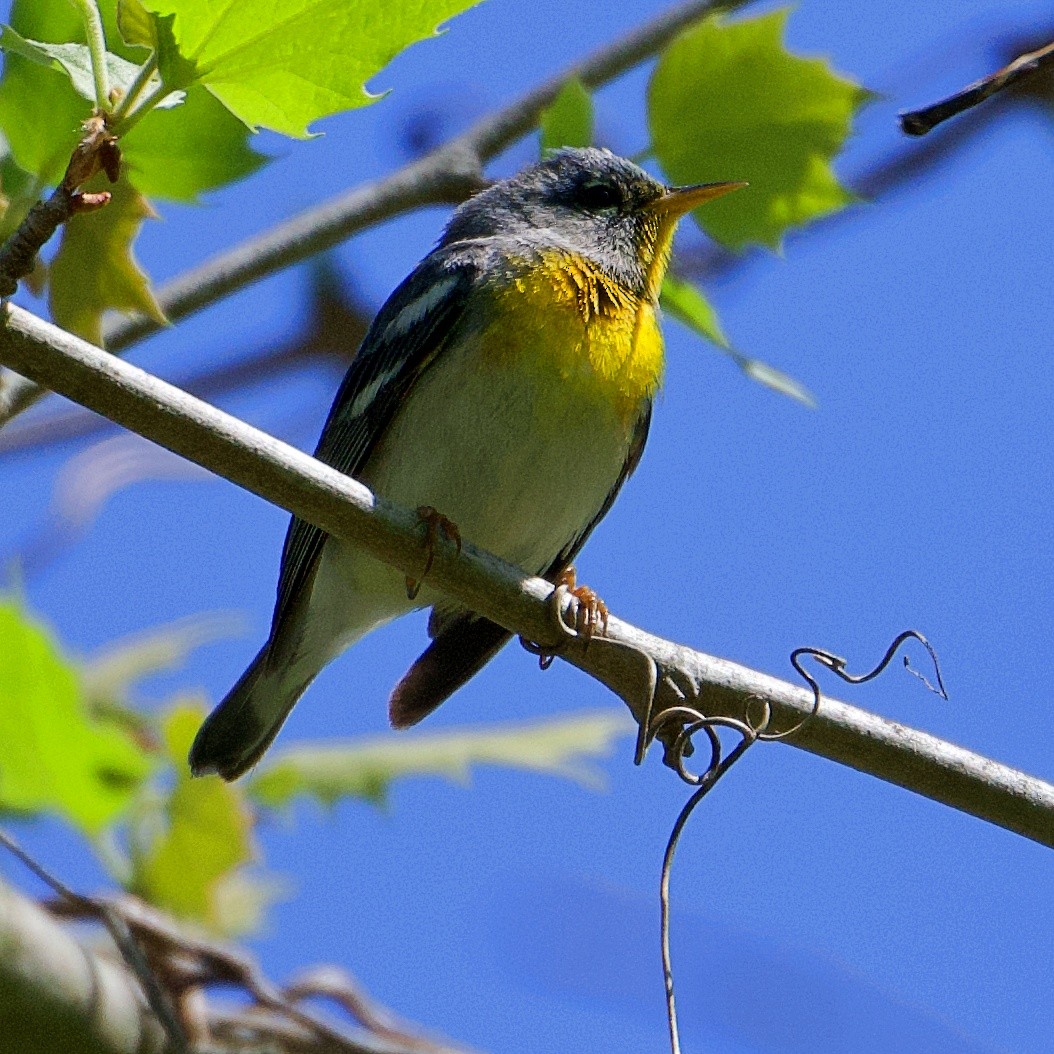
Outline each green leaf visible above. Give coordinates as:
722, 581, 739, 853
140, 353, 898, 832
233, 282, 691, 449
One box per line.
130, 704, 265, 933
248, 712, 633, 809
0, 144, 39, 242
115, 0, 156, 49
115, 0, 198, 89
0, 55, 88, 185
122, 85, 266, 201
49, 175, 166, 345
660, 273, 729, 348
539, 77, 593, 156
649, 9, 870, 250
0, 24, 182, 110
661, 275, 813, 405
0, 599, 150, 835
136, 0, 484, 136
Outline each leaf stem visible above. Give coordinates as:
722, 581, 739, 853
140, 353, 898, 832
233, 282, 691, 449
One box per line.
67, 0, 111, 111
110, 53, 159, 127
113, 80, 171, 137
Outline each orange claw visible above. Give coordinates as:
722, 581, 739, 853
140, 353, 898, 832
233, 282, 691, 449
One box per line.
406, 505, 462, 600
555, 565, 609, 645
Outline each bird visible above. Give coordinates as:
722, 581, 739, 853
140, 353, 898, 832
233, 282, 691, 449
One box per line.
189, 147, 743, 781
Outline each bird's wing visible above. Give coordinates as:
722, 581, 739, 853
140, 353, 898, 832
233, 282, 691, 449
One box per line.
270, 252, 480, 641
388, 402, 652, 727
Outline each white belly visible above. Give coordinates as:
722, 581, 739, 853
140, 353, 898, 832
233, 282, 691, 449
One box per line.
304, 336, 636, 660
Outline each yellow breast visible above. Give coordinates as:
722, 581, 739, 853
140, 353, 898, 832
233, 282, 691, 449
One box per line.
480, 251, 664, 426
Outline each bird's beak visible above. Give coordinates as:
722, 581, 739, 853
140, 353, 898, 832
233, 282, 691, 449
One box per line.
647, 181, 748, 219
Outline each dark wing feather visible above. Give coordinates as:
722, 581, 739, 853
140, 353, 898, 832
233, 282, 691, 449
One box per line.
388, 403, 653, 727
270, 253, 479, 640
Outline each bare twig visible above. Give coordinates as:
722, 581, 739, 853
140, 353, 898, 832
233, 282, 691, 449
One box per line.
900, 38, 1054, 135
3, 302, 1053, 849
0, 0, 751, 428
0, 115, 119, 299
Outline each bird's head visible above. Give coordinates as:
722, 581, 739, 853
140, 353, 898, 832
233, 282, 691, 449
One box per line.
441, 147, 744, 298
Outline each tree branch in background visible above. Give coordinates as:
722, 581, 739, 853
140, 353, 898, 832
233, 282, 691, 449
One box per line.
3, 302, 1054, 850
0, 0, 752, 429
900, 37, 1054, 135
0, 259, 368, 458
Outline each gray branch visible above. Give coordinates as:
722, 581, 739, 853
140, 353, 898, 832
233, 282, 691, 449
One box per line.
0, 0, 751, 429
2, 301, 1053, 851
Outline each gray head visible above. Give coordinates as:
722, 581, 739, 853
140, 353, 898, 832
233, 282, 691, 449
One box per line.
440, 147, 744, 298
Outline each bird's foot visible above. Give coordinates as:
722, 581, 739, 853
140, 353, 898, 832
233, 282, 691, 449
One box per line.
529, 566, 609, 669
406, 505, 462, 601
555, 565, 609, 644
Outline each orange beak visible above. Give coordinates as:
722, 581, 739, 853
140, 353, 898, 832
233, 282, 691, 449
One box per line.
647, 181, 748, 219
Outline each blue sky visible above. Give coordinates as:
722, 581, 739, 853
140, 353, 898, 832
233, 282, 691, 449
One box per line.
3, 0, 1054, 1051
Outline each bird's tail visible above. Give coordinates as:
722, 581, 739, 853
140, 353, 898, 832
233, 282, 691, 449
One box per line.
189, 646, 311, 781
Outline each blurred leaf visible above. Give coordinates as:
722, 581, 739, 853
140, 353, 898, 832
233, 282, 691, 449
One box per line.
733, 353, 816, 407
130, 704, 267, 933
0, 599, 150, 835
0, 53, 87, 185
660, 273, 729, 348
49, 175, 166, 345
649, 9, 870, 250
82, 610, 246, 703
0, 24, 180, 109
135, 0, 484, 136
249, 712, 634, 809
122, 85, 266, 201
0, 144, 39, 242
539, 78, 593, 155
115, 0, 198, 88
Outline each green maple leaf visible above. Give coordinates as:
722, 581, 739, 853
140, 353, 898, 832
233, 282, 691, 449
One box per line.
136, 0, 484, 136
48, 176, 166, 345
649, 9, 871, 250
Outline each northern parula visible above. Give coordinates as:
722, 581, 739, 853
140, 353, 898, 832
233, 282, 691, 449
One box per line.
189, 147, 742, 780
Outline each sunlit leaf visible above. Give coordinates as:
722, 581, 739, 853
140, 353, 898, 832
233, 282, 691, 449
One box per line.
649, 9, 870, 250
248, 712, 634, 809
660, 273, 729, 348
539, 78, 593, 155
0, 599, 150, 835
122, 85, 266, 201
130, 704, 266, 933
48, 175, 166, 345
135, 0, 484, 136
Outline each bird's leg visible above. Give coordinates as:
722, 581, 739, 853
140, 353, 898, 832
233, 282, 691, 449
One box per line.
554, 565, 609, 645
405, 505, 462, 600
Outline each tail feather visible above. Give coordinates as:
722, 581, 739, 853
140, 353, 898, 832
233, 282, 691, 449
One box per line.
189, 646, 311, 781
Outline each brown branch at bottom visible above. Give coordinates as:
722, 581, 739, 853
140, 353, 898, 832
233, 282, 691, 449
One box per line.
0, 829, 466, 1054
900, 38, 1054, 135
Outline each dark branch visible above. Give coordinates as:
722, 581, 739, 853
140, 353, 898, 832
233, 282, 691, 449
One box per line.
900, 38, 1054, 135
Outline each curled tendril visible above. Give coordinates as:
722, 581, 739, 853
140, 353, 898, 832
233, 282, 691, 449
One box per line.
641, 629, 946, 1054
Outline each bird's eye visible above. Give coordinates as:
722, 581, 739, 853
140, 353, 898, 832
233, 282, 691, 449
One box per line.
576, 180, 622, 211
